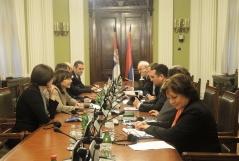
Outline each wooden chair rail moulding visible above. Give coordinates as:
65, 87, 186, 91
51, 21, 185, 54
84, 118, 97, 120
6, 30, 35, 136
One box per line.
182, 152, 239, 161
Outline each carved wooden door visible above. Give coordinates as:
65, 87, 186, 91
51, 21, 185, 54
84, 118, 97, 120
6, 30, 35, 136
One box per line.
89, 0, 153, 84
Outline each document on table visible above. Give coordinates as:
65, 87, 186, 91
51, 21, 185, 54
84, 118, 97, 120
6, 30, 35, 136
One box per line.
123, 128, 154, 138
123, 99, 128, 104
128, 141, 175, 151
124, 107, 138, 111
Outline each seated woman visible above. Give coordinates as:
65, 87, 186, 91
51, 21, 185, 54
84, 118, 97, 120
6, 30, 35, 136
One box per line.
134, 73, 221, 154
44, 69, 84, 114
6, 64, 58, 148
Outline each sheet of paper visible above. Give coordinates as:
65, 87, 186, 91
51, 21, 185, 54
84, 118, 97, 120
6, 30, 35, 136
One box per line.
124, 107, 138, 111
128, 141, 175, 151
123, 99, 128, 104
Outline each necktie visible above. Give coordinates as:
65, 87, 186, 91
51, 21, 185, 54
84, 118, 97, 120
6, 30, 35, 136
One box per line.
171, 109, 183, 127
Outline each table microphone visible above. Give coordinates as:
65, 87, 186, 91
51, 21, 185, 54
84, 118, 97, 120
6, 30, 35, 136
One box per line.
103, 110, 125, 123
96, 110, 125, 138
54, 127, 77, 142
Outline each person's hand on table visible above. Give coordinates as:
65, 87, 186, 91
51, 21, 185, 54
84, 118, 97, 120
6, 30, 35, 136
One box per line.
146, 94, 155, 101
134, 121, 150, 130
75, 103, 84, 108
83, 97, 91, 103
149, 110, 159, 117
133, 97, 140, 108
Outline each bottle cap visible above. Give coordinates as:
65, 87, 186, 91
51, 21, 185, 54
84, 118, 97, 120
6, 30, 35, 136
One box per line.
105, 129, 110, 133
51, 154, 57, 160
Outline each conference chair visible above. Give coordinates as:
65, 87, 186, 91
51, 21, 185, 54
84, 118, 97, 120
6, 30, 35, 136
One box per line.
0, 87, 15, 118
202, 80, 219, 123
181, 90, 239, 161
19, 82, 30, 96
192, 78, 201, 96
217, 90, 239, 152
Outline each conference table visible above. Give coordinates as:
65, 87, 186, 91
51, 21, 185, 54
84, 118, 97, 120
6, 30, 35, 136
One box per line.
1, 87, 183, 161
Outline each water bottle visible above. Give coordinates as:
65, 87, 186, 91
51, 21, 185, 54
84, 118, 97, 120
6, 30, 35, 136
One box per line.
100, 129, 112, 158
97, 94, 102, 104
50, 154, 57, 161
82, 113, 88, 130
69, 125, 77, 149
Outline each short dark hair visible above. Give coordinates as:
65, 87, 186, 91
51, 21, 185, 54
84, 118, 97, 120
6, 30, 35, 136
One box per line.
53, 69, 72, 94
31, 64, 54, 86
55, 63, 69, 71
161, 73, 199, 102
168, 66, 191, 77
73, 61, 84, 68
151, 64, 168, 78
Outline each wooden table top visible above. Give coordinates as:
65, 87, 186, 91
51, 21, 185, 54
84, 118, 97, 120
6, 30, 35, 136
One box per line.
1, 87, 183, 161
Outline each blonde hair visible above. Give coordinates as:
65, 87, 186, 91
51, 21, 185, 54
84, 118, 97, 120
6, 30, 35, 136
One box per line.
64, 62, 73, 72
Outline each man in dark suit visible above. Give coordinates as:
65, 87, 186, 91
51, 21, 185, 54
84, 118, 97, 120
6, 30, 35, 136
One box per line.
67, 61, 99, 99
133, 64, 168, 112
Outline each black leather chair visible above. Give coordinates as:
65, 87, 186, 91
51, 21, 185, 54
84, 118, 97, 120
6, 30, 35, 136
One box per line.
203, 80, 219, 123
192, 78, 201, 96
0, 87, 15, 118
217, 90, 239, 152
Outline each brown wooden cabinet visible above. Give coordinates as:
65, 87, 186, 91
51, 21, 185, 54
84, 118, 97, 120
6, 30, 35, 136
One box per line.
88, 0, 154, 84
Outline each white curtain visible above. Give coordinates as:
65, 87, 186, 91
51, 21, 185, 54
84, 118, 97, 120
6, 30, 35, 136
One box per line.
221, 0, 239, 75
0, 0, 25, 79
26, 0, 55, 71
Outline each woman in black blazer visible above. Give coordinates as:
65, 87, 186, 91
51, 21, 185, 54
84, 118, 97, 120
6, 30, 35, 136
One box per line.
134, 74, 221, 154
6, 64, 58, 148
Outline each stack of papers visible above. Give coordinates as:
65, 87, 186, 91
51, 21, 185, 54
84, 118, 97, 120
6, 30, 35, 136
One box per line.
128, 141, 175, 151
123, 128, 154, 139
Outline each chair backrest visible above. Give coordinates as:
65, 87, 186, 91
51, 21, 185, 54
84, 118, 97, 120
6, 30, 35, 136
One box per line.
19, 82, 31, 96
7, 77, 30, 111
192, 78, 201, 96
0, 87, 15, 118
203, 80, 219, 122
217, 90, 239, 136
217, 90, 239, 153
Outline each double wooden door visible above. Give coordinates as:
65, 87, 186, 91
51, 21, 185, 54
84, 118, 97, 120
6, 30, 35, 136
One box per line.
89, 0, 154, 84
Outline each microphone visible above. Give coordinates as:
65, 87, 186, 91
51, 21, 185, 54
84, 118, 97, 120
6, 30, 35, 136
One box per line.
54, 127, 77, 142
103, 110, 125, 123
96, 110, 125, 137
115, 86, 128, 95
54, 126, 102, 144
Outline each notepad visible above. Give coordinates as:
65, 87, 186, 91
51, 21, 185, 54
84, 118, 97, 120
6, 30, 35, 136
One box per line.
122, 128, 154, 139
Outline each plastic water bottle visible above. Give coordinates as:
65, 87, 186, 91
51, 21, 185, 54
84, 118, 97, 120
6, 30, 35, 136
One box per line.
69, 125, 77, 149
82, 113, 88, 130
100, 129, 112, 158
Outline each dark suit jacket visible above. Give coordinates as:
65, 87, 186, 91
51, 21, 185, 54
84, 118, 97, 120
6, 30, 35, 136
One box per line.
67, 71, 92, 97
148, 100, 177, 129
13, 85, 58, 132
7, 85, 59, 149
145, 100, 221, 154
138, 88, 167, 112
135, 77, 154, 96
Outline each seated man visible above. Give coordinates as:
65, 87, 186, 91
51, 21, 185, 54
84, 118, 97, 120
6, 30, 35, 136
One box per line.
67, 61, 99, 101
133, 64, 168, 112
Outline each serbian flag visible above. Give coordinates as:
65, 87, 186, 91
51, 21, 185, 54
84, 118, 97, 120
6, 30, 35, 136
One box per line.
125, 25, 134, 81
112, 26, 120, 79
